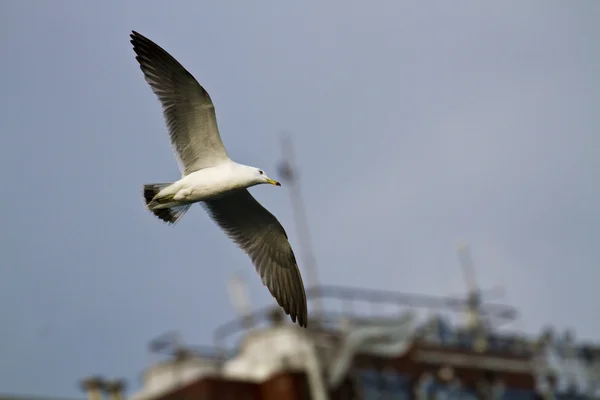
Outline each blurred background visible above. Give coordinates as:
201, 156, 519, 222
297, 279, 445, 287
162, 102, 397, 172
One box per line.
0, 1, 599, 399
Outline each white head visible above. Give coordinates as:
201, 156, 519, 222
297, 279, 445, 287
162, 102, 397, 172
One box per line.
241, 165, 281, 187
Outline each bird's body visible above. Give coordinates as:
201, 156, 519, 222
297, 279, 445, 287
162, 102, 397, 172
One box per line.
130, 30, 308, 327
148, 162, 265, 208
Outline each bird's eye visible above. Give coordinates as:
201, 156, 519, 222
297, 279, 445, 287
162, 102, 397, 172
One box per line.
259, 170, 264, 175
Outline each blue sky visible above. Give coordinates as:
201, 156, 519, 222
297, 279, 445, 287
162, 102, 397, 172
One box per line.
0, 0, 598, 397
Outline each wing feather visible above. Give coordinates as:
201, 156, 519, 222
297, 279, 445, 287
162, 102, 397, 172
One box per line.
130, 30, 229, 174
203, 190, 308, 327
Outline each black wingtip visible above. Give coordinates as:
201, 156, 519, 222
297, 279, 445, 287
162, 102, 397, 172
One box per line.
129, 30, 156, 52
288, 304, 308, 328
298, 306, 308, 328
290, 286, 308, 329
130, 30, 148, 49
130, 30, 140, 43
299, 316, 308, 329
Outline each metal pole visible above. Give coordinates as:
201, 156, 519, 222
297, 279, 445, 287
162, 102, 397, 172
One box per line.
277, 134, 323, 320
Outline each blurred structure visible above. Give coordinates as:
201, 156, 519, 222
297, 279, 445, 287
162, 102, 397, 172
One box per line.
276, 134, 323, 319
80, 377, 105, 400
105, 380, 126, 400
0, 396, 83, 400
77, 144, 600, 400
120, 142, 600, 400
74, 377, 125, 400
124, 277, 600, 399
227, 273, 254, 329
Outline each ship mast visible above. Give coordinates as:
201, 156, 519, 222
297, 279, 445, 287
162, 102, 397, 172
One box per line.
457, 242, 482, 332
227, 272, 254, 329
277, 134, 323, 320
456, 242, 506, 334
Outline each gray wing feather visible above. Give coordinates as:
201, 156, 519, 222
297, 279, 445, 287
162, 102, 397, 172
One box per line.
130, 31, 229, 174
203, 190, 308, 328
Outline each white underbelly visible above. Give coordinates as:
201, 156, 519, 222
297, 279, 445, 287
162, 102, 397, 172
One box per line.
173, 168, 236, 202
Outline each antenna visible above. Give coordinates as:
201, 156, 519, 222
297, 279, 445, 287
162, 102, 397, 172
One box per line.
456, 242, 483, 331
456, 242, 507, 332
227, 273, 254, 328
148, 331, 192, 388
149, 331, 185, 356
457, 242, 477, 294
277, 134, 323, 320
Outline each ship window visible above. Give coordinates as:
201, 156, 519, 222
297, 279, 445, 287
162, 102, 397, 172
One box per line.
503, 388, 536, 400
358, 369, 410, 400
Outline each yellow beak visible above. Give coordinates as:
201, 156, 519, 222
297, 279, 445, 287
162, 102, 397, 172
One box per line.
266, 178, 281, 186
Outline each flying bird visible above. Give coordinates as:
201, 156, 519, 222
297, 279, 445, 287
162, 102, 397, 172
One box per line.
130, 30, 308, 328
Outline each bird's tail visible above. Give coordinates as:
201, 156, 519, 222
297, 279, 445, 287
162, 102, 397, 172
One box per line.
143, 183, 191, 225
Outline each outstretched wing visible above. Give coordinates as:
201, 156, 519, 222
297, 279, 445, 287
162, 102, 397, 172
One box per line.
131, 30, 230, 175
203, 190, 308, 327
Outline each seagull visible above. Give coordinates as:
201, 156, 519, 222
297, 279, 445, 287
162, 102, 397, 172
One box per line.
130, 31, 308, 328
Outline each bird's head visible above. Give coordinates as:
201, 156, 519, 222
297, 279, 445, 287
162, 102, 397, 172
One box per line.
254, 167, 281, 187
237, 164, 281, 188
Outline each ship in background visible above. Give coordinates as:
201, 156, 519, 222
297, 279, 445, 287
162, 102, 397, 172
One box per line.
117, 259, 600, 400
80, 137, 600, 400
